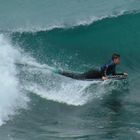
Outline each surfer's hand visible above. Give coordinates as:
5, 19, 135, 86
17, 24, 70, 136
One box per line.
124, 72, 128, 76
102, 76, 108, 80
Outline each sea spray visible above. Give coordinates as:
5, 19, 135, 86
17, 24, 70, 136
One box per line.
0, 34, 28, 125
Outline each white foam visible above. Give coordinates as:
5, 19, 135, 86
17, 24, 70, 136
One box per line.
16, 53, 119, 106
0, 34, 28, 126
27, 74, 126, 106
15, 53, 102, 106
18, 58, 102, 106
25, 80, 100, 106
15, 47, 127, 107
16, 54, 55, 72
75, 10, 127, 26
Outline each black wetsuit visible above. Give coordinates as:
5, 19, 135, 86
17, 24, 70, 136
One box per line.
60, 60, 123, 79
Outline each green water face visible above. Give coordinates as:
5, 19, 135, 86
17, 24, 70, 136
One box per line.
11, 12, 140, 74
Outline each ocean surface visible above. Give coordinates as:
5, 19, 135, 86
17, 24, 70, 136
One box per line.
0, 0, 140, 139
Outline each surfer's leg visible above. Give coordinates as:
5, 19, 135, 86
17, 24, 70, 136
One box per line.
59, 71, 85, 79
59, 69, 102, 79
83, 69, 102, 79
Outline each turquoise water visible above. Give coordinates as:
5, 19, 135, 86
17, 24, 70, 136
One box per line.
0, 0, 140, 140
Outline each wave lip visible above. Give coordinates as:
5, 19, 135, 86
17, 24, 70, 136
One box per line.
2, 10, 136, 33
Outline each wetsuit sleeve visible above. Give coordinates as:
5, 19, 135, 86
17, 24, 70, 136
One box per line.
101, 60, 116, 77
103, 65, 109, 76
104, 68, 107, 76
103, 62, 114, 76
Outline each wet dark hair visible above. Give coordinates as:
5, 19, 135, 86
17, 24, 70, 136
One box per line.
112, 53, 120, 60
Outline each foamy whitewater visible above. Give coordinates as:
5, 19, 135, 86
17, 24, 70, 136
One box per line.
0, 35, 28, 126
18, 53, 103, 106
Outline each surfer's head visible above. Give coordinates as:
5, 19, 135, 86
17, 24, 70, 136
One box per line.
112, 53, 121, 64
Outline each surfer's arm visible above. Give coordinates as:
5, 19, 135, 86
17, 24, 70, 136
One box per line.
101, 62, 113, 79
103, 68, 107, 76
103, 62, 114, 76
103, 64, 109, 76
102, 67, 109, 80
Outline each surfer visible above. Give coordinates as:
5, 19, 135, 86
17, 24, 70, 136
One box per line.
59, 53, 128, 80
